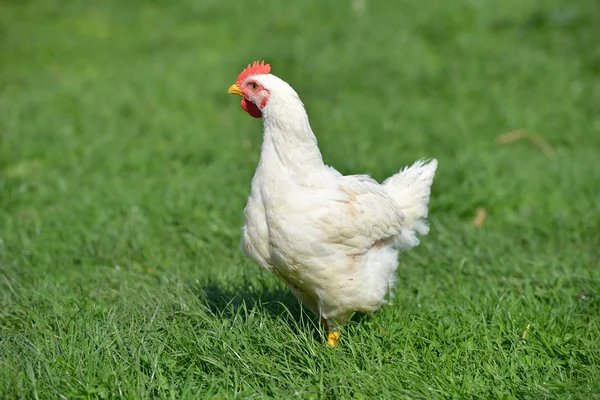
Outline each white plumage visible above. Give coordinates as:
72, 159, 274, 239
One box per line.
229, 65, 437, 345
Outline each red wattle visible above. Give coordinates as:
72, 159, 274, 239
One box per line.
241, 98, 262, 118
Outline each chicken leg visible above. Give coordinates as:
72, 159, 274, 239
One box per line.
327, 331, 341, 347
321, 317, 340, 347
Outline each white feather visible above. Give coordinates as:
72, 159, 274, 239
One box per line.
239, 73, 438, 327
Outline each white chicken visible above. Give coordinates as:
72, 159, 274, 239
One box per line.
228, 61, 437, 346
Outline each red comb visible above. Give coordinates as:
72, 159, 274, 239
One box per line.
236, 61, 271, 85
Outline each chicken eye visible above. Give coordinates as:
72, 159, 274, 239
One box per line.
251, 83, 258, 90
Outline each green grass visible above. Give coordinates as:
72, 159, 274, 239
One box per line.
1, 0, 600, 398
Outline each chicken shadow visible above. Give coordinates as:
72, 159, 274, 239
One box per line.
195, 277, 368, 340
197, 278, 319, 337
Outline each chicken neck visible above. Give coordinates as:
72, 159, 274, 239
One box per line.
258, 98, 325, 182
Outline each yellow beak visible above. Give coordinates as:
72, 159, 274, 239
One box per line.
228, 84, 243, 96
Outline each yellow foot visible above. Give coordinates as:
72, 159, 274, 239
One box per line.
327, 331, 340, 347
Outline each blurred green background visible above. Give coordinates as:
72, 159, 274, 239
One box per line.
1, 0, 599, 398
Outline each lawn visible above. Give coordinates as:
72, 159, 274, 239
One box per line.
1, 0, 599, 398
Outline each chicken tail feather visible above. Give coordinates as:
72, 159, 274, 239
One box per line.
382, 159, 438, 249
